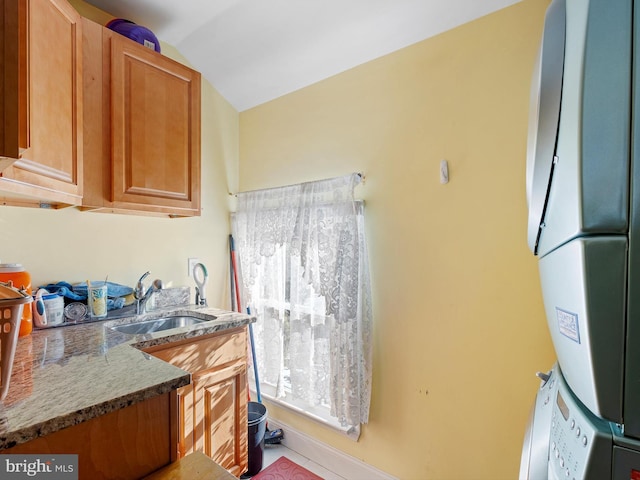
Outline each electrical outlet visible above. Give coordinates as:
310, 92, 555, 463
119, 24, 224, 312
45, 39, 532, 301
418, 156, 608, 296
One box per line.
188, 258, 200, 278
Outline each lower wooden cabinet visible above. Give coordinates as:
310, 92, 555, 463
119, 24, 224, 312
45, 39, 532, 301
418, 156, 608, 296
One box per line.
196, 361, 247, 471
145, 328, 249, 477
176, 382, 196, 457
2, 393, 175, 480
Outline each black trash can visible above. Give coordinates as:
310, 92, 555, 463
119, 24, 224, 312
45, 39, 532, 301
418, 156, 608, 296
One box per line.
247, 401, 267, 476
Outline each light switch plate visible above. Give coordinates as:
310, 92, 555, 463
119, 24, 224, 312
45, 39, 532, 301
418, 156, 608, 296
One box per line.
188, 258, 200, 278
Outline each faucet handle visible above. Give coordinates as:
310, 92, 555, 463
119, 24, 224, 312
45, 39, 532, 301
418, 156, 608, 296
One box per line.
137, 271, 150, 285
135, 271, 150, 299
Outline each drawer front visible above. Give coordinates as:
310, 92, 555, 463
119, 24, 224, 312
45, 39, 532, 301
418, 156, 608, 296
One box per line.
146, 328, 247, 373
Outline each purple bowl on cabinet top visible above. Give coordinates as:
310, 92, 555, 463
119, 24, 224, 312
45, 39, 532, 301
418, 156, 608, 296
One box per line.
106, 18, 161, 53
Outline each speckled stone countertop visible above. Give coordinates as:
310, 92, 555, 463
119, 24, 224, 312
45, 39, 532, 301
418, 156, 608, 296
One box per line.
0, 306, 254, 450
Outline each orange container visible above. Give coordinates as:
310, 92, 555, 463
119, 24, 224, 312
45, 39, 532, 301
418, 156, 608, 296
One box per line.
0, 264, 32, 336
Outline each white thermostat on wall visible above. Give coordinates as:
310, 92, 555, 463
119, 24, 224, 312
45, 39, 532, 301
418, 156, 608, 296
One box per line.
440, 159, 449, 184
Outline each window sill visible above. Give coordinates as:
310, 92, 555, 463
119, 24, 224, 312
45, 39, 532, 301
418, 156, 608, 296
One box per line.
250, 390, 361, 441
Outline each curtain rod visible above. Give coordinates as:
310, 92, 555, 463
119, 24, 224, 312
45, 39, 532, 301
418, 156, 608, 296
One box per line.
228, 172, 365, 197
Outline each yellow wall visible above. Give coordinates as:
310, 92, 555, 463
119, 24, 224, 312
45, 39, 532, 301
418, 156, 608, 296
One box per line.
0, 1, 239, 308
2, 0, 555, 477
239, 0, 554, 478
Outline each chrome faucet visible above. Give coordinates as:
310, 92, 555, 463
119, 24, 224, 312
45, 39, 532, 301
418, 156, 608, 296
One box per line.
135, 271, 163, 314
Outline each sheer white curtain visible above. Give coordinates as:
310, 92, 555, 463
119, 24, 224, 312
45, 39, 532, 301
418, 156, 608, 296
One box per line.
231, 173, 372, 430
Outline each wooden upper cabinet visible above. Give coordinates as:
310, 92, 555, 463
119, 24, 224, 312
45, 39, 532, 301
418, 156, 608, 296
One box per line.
110, 34, 201, 214
81, 21, 201, 217
0, 0, 83, 207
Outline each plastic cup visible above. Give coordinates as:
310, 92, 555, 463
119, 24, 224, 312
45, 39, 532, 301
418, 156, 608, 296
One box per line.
88, 283, 108, 318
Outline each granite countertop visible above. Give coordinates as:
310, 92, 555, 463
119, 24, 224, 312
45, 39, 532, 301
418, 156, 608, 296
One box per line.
0, 305, 254, 450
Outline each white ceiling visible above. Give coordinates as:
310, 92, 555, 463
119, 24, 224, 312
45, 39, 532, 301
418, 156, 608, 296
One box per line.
85, 0, 521, 111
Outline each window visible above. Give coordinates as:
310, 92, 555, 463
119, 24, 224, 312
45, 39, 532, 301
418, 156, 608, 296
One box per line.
231, 174, 372, 436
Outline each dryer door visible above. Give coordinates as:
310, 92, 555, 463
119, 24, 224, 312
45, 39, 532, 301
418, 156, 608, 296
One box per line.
526, 0, 565, 255
534, 0, 631, 258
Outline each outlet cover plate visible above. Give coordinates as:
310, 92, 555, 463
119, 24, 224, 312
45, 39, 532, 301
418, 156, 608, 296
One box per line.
188, 258, 200, 278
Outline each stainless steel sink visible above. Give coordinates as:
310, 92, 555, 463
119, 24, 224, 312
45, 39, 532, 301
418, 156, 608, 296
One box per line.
110, 316, 207, 335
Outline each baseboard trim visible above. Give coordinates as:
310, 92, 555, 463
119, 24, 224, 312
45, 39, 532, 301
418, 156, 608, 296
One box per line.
266, 418, 397, 480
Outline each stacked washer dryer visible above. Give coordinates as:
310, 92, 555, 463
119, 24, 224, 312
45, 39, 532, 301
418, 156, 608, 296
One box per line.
520, 0, 640, 478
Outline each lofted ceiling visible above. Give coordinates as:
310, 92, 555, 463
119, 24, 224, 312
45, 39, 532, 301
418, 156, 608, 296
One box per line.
85, 0, 522, 111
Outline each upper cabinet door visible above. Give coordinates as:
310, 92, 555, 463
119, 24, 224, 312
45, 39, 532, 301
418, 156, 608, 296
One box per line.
109, 33, 201, 216
0, 0, 83, 205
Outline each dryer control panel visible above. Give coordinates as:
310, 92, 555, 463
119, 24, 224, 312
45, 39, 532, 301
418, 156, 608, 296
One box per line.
548, 371, 612, 479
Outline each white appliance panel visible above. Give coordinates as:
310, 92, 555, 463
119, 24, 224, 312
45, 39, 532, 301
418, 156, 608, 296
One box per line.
521, 368, 640, 479
522, 0, 640, 476
538, 236, 627, 423
548, 369, 612, 480
527, 0, 631, 259
520, 366, 558, 480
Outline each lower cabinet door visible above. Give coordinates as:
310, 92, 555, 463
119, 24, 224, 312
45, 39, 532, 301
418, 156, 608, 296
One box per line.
177, 383, 195, 458
194, 362, 248, 476
2, 393, 173, 479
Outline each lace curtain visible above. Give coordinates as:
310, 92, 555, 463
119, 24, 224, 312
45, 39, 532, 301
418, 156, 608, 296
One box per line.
231, 173, 372, 429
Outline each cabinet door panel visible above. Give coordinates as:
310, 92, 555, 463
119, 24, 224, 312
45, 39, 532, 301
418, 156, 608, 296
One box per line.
0, 0, 24, 159
2, 0, 82, 200
177, 383, 195, 458
195, 363, 247, 476
110, 34, 200, 213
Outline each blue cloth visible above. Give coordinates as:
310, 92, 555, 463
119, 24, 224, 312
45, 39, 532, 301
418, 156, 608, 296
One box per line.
40, 281, 133, 311
71, 281, 134, 298
40, 282, 85, 301
108, 297, 125, 310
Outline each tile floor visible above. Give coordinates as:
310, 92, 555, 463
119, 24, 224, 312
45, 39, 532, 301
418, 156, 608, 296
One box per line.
262, 442, 347, 480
